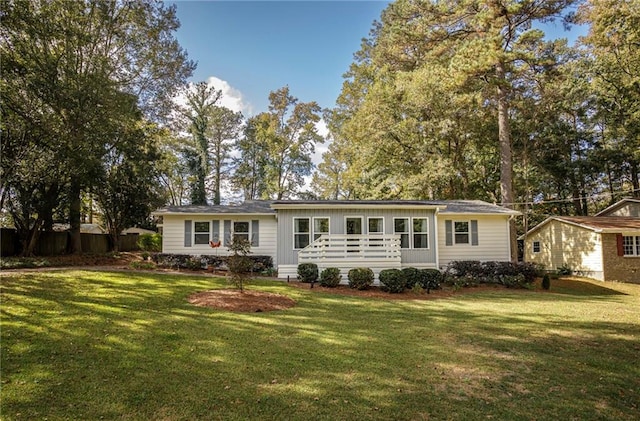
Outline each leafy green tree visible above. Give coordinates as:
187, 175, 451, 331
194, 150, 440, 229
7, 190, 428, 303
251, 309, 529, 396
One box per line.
578, 0, 640, 199
94, 116, 165, 252
180, 82, 223, 205
256, 86, 324, 200
208, 106, 243, 205
232, 117, 269, 200
1, 0, 194, 253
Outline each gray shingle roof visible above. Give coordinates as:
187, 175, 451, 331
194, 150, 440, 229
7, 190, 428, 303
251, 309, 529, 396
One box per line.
154, 199, 518, 215
154, 200, 275, 215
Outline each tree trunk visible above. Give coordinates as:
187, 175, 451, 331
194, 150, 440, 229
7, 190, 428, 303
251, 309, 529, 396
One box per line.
631, 160, 640, 197
496, 62, 517, 262
69, 181, 82, 254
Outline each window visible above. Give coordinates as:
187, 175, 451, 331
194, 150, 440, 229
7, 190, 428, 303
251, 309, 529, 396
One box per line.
394, 218, 410, 249
233, 221, 250, 242
194, 221, 210, 245
413, 218, 429, 249
313, 217, 329, 241
368, 217, 384, 234
294, 218, 310, 249
454, 221, 469, 244
533, 241, 541, 253
623, 235, 640, 256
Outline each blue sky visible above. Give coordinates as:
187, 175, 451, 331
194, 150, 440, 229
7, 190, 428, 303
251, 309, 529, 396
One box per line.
171, 1, 586, 118
171, 1, 390, 115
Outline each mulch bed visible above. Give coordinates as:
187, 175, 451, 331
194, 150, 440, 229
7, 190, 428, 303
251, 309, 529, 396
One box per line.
188, 289, 297, 313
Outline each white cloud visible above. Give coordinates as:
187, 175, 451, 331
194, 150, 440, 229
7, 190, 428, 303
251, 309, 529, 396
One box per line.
204, 76, 253, 115
312, 118, 330, 167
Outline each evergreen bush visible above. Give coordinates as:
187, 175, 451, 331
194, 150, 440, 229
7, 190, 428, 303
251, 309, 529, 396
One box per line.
320, 267, 342, 287
297, 263, 319, 283
348, 267, 374, 290
379, 269, 406, 293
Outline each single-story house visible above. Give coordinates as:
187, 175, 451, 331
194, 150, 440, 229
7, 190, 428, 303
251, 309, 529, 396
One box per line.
154, 199, 519, 281
523, 215, 640, 283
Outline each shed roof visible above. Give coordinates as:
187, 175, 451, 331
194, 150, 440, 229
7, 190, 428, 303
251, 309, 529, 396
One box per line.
595, 198, 640, 216
526, 216, 640, 237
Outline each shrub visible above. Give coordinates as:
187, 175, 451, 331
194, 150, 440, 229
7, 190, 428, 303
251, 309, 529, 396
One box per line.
542, 273, 551, 290
418, 269, 442, 293
297, 263, 319, 283
379, 269, 405, 293
320, 267, 341, 287
400, 267, 420, 289
348, 267, 374, 290
444, 260, 538, 288
137, 233, 162, 252
557, 264, 573, 276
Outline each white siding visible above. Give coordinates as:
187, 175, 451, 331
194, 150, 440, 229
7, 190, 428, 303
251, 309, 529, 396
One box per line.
525, 220, 603, 275
438, 215, 512, 267
162, 215, 278, 261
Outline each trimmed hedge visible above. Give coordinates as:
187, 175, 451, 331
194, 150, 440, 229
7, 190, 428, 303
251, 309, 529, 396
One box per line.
401, 267, 421, 289
379, 269, 405, 293
444, 260, 540, 288
418, 268, 442, 293
348, 267, 374, 290
320, 267, 342, 287
297, 263, 319, 283
152, 253, 273, 272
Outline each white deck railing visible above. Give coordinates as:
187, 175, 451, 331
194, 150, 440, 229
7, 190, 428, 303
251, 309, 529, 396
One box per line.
298, 234, 402, 265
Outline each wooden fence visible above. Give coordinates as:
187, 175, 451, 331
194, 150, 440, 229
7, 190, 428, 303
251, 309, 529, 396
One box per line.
0, 228, 140, 256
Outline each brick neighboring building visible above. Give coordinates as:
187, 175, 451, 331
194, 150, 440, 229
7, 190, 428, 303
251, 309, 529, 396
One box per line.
523, 199, 640, 283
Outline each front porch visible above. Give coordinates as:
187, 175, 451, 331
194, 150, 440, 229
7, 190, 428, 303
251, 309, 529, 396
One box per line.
278, 234, 403, 282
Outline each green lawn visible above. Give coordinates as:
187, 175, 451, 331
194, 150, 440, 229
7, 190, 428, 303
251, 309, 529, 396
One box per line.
1, 271, 639, 420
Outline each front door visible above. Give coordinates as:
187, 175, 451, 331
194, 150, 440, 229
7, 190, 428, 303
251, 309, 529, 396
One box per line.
345, 217, 363, 252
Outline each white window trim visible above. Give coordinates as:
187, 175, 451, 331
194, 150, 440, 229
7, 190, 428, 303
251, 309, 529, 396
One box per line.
412, 217, 429, 250
393, 217, 411, 249
293, 217, 311, 250
622, 235, 640, 257
453, 220, 471, 245
344, 216, 364, 235
367, 216, 385, 235
533, 240, 541, 253
193, 220, 212, 246
312, 216, 330, 241
232, 220, 251, 243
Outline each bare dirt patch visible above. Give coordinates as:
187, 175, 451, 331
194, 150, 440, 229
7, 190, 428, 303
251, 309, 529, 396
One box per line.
188, 289, 297, 312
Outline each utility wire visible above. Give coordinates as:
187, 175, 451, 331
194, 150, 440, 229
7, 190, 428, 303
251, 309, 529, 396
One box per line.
498, 187, 640, 207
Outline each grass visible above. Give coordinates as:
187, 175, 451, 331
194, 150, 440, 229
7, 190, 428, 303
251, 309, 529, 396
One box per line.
1, 271, 639, 420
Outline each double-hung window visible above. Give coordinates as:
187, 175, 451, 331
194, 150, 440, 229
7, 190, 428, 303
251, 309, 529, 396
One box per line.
623, 235, 640, 256
233, 221, 250, 243
194, 221, 210, 245
313, 217, 329, 241
413, 218, 429, 249
294, 218, 310, 249
533, 241, 541, 253
454, 221, 470, 244
393, 218, 410, 249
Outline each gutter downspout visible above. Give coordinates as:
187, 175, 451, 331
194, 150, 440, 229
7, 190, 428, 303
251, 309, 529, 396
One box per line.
509, 214, 516, 262
434, 207, 441, 270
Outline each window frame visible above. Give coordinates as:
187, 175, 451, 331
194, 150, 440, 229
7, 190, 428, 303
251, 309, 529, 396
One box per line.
233, 221, 250, 243
193, 221, 211, 246
622, 235, 640, 257
454, 220, 470, 245
312, 217, 330, 241
533, 240, 541, 253
293, 217, 311, 250
393, 217, 410, 249
412, 217, 429, 249
367, 217, 385, 235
